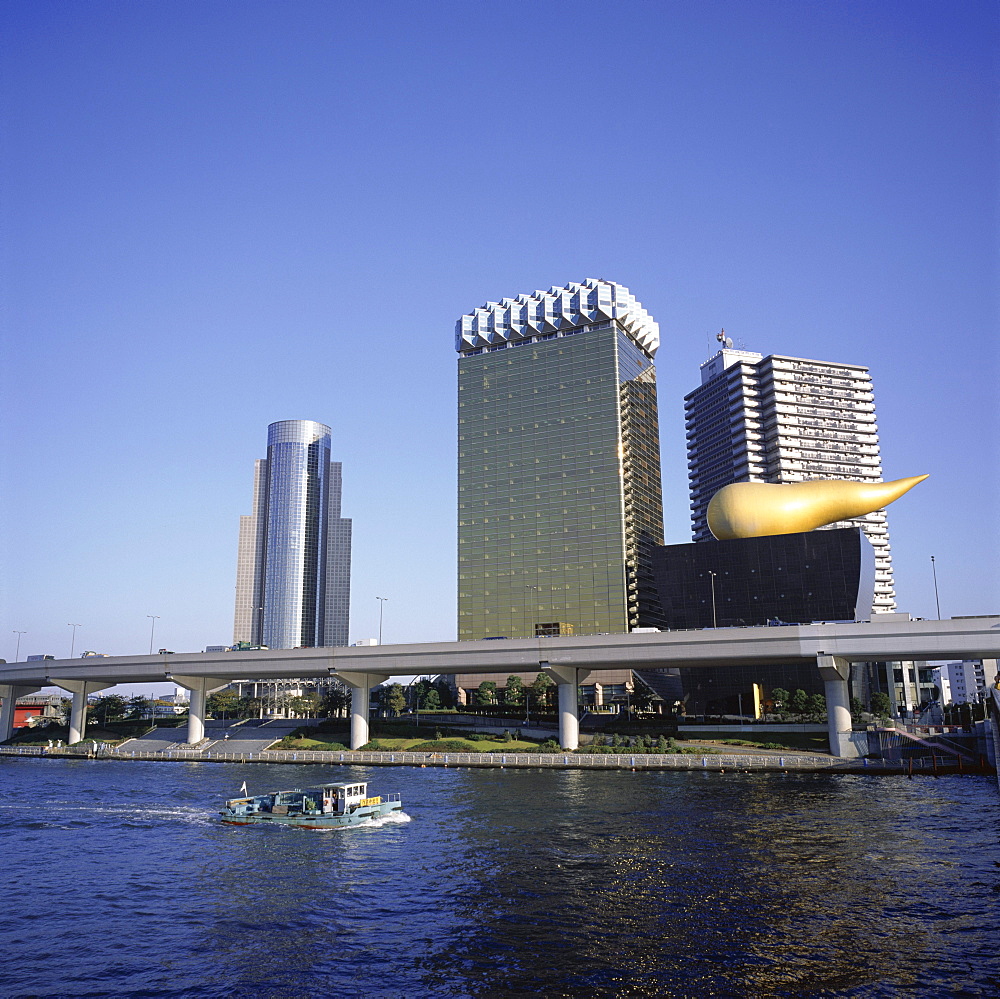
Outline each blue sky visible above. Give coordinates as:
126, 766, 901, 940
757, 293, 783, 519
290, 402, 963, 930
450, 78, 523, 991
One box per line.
2, 0, 997, 671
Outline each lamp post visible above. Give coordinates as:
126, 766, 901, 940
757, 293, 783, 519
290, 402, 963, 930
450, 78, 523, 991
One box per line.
930, 556, 941, 620
708, 572, 718, 629
376, 597, 388, 645
13, 631, 25, 662
67, 623, 82, 658
147, 615, 160, 655
405, 675, 424, 730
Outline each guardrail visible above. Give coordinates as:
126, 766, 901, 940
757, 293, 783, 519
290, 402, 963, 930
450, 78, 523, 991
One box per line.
0, 744, 862, 771
1, 744, 989, 773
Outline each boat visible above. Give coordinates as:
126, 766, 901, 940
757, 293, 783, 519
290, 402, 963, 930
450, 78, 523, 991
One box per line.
220, 780, 403, 829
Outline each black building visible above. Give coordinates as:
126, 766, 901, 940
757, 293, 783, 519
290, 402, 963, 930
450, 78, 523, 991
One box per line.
651, 527, 876, 631
648, 528, 876, 716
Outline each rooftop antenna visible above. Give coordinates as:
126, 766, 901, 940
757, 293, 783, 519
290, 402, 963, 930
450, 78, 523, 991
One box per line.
716, 328, 733, 349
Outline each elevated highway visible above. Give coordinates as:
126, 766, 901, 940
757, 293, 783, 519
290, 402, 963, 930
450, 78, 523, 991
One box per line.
3, 615, 998, 757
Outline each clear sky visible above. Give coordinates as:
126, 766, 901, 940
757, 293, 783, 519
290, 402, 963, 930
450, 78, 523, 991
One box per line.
2, 0, 997, 673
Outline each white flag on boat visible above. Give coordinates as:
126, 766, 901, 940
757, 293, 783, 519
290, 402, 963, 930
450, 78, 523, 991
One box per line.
240, 781, 248, 795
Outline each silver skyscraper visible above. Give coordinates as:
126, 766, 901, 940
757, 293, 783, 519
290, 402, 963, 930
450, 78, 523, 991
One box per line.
233, 420, 352, 648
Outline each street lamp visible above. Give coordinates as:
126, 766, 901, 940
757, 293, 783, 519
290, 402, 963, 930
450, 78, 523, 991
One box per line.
147, 615, 160, 655
708, 572, 718, 629
67, 623, 82, 658
405, 675, 424, 730
13, 631, 25, 662
376, 597, 388, 645
930, 556, 941, 620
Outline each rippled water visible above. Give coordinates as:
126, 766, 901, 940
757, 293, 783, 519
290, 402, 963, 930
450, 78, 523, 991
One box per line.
1, 758, 999, 998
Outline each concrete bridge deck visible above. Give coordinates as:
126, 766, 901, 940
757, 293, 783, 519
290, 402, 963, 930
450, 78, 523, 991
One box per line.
3, 616, 998, 757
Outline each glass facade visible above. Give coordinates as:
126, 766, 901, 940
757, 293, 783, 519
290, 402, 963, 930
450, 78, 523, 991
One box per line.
233, 420, 352, 649
458, 319, 665, 640
263, 420, 331, 650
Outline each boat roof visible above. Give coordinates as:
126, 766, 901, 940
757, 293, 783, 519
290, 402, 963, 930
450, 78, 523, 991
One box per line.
263, 782, 366, 794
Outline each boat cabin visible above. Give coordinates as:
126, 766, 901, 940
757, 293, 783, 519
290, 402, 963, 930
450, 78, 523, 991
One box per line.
321, 782, 373, 814
225, 781, 379, 818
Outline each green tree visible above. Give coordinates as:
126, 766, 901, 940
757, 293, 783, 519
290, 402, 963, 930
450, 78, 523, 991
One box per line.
379, 683, 407, 717
504, 675, 525, 707
413, 678, 433, 707
807, 693, 826, 721
476, 681, 497, 707
531, 673, 555, 709
434, 680, 455, 709
235, 696, 263, 719
320, 684, 350, 718
771, 688, 790, 718
90, 694, 128, 726
849, 696, 866, 722
633, 688, 654, 713
207, 690, 241, 719
127, 694, 154, 719
420, 687, 441, 710
870, 692, 892, 718
289, 693, 320, 718
789, 689, 810, 718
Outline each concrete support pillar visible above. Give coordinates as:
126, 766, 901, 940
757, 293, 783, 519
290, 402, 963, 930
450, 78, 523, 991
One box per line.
172, 676, 228, 745
334, 673, 389, 750
51, 680, 112, 744
817, 654, 857, 759
0, 685, 41, 743
544, 664, 591, 751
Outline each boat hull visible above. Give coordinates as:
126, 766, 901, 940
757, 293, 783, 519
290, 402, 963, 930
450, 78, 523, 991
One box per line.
220, 800, 403, 829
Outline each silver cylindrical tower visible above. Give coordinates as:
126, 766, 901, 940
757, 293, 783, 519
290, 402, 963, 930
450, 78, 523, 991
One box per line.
261, 420, 332, 649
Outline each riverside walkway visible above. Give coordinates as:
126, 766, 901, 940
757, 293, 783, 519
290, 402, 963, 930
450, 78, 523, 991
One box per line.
0, 743, 981, 775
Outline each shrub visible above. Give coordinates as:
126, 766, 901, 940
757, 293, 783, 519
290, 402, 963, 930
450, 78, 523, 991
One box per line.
410, 739, 476, 752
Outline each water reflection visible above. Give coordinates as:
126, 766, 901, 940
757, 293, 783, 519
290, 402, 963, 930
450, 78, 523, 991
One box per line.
0, 760, 997, 998
418, 770, 1000, 997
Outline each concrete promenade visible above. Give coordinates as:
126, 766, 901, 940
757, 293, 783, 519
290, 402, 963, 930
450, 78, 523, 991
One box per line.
3, 615, 998, 757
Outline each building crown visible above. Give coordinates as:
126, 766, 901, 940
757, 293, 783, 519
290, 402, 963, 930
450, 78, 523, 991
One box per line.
455, 278, 660, 356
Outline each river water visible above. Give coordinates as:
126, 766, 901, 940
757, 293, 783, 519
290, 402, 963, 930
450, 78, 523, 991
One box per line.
1, 758, 998, 998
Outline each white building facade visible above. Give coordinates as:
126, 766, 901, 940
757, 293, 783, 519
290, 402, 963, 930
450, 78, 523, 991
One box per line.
685, 347, 896, 612
935, 659, 1000, 704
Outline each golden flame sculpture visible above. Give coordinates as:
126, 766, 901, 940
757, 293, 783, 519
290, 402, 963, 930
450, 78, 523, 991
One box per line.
707, 475, 929, 541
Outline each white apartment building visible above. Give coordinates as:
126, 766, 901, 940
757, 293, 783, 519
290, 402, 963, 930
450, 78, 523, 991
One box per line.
684, 345, 896, 612
935, 659, 1000, 704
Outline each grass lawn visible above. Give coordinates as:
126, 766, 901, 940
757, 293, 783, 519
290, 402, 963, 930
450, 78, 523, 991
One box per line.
4, 723, 145, 747
278, 735, 542, 753
681, 733, 829, 752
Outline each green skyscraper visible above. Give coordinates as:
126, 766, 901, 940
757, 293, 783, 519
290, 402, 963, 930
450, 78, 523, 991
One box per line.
457, 279, 665, 640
